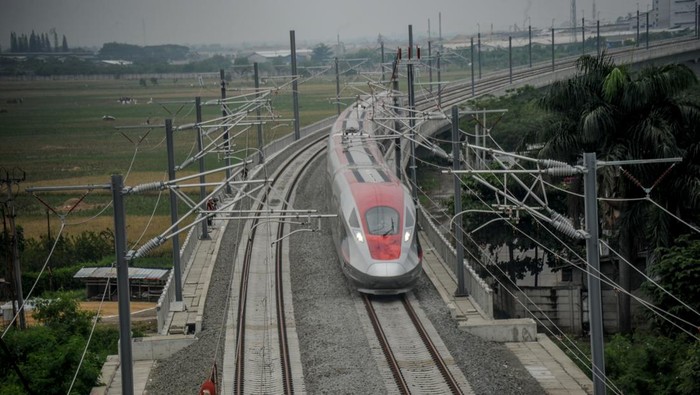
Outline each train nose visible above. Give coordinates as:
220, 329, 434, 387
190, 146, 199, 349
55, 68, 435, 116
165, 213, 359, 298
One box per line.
366, 262, 409, 277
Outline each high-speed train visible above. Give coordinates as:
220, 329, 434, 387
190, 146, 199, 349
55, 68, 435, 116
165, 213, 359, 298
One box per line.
326, 94, 422, 294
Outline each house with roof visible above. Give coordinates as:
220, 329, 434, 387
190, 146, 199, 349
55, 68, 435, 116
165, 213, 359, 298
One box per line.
73, 267, 169, 301
245, 49, 313, 64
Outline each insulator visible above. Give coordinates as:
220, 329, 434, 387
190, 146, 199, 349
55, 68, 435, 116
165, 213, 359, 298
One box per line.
130, 181, 165, 194
417, 47, 421, 59
539, 159, 572, 168
176, 157, 196, 171
550, 212, 586, 239
551, 218, 584, 239
546, 167, 579, 176
133, 236, 165, 258
550, 211, 571, 225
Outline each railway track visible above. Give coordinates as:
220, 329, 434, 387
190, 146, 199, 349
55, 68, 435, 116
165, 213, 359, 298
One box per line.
361, 294, 474, 394
223, 37, 698, 393
226, 134, 328, 394
417, 36, 700, 111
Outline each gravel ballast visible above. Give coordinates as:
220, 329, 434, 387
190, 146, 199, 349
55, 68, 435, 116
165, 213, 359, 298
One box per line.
145, 153, 544, 394
289, 156, 544, 394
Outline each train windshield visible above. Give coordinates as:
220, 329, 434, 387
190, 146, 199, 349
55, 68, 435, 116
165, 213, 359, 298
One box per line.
365, 206, 399, 235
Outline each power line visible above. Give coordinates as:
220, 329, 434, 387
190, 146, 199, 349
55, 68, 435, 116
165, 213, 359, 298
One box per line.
414, 187, 623, 394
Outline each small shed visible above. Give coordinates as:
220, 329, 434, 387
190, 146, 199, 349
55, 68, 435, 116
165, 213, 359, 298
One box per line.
73, 267, 169, 302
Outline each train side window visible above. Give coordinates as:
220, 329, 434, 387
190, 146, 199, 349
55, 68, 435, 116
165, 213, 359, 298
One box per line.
365, 206, 399, 235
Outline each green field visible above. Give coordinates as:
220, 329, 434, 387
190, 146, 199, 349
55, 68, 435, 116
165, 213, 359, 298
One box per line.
0, 65, 481, 252
0, 75, 340, 252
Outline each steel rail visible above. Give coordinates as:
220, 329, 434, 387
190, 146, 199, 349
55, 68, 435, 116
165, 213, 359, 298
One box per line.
233, 133, 328, 394
362, 295, 411, 394
401, 296, 463, 394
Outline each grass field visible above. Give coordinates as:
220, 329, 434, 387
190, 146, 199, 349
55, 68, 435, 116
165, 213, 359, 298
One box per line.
0, 75, 340, 254
0, 64, 478, 254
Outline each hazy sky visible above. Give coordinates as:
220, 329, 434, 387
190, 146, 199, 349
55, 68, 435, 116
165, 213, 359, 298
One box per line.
0, 0, 647, 49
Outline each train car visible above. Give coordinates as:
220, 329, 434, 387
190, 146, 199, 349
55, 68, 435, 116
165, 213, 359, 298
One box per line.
326, 95, 422, 294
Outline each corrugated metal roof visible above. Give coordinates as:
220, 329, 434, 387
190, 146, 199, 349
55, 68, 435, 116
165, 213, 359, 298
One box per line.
74, 267, 169, 281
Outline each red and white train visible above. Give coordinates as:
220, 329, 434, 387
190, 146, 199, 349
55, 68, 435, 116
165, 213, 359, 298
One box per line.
326, 94, 422, 294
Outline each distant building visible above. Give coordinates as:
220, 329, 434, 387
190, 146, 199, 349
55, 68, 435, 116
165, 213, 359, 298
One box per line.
246, 49, 312, 64
74, 267, 169, 301
651, 0, 696, 29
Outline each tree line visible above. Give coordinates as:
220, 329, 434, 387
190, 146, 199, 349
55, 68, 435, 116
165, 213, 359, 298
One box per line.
98, 42, 189, 62
9, 31, 69, 53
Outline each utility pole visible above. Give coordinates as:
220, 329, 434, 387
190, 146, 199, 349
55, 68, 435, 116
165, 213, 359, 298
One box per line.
290, 30, 301, 141
551, 28, 555, 72
470, 37, 475, 96
583, 152, 605, 395
392, 49, 401, 180
165, 120, 183, 304
381, 41, 385, 83
452, 106, 467, 296
254, 62, 264, 164
582, 17, 586, 55
428, 18, 431, 43
428, 41, 433, 93
637, 9, 640, 46
407, 25, 418, 204
219, 69, 232, 194
439, 11, 443, 52
112, 174, 134, 395
1, 168, 26, 329
646, 12, 650, 49
195, 97, 209, 240
437, 51, 442, 108
597, 20, 601, 57
335, 57, 341, 115
477, 32, 482, 79
508, 36, 513, 84
528, 25, 532, 68
571, 0, 577, 42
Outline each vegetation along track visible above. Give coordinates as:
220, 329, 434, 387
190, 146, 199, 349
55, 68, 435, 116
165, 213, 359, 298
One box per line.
362, 294, 472, 394
232, 134, 327, 394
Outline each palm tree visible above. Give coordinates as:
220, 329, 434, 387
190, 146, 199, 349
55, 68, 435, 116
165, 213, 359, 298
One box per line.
532, 54, 700, 332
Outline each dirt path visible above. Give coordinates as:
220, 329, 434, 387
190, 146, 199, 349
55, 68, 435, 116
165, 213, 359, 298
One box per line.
80, 301, 157, 323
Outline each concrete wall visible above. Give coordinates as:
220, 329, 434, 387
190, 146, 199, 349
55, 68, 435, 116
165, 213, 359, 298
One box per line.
156, 223, 197, 334
417, 206, 494, 318
495, 285, 584, 335
494, 285, 625, 334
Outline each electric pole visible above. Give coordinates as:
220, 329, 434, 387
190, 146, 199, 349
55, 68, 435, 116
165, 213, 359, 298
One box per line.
1, 167, 26, 329
583, 153, 605, 394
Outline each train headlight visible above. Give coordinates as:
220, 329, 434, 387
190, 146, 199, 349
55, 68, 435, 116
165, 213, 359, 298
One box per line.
354, 230, 364, 243
404, 230, 412, 242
